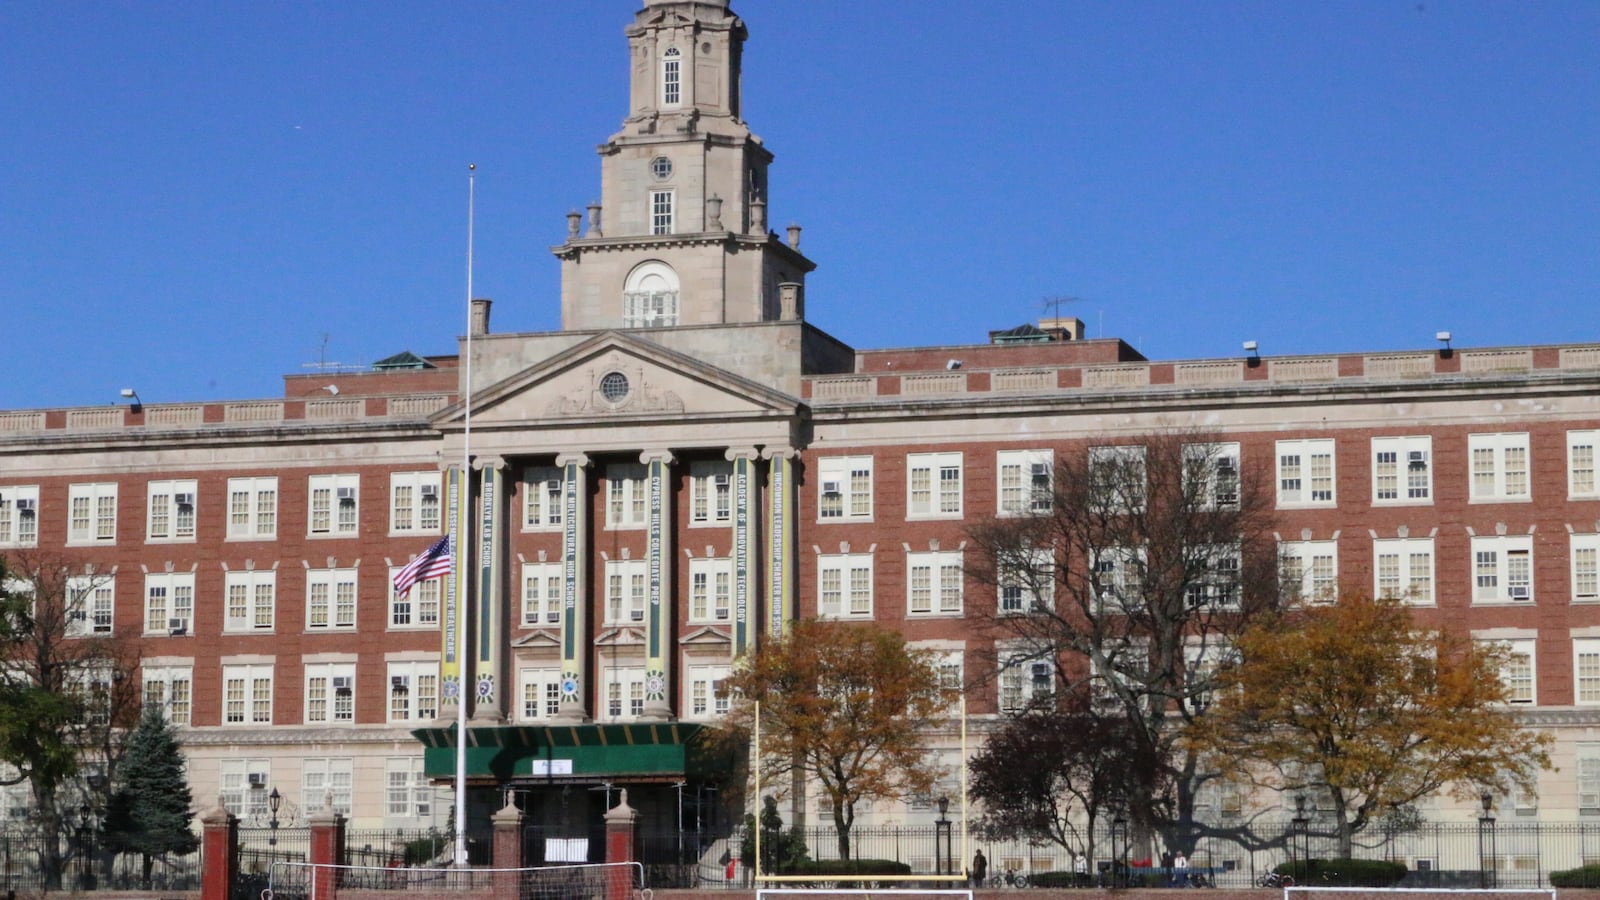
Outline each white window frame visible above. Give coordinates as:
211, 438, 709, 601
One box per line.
306, 568, 358, 630
1574, 534, 1600, 603
302, 757, 353, 817
1570, 430, 1600, 500
222, 663, 273, 725
605, 464, 648, 529
68, 482, 118, 545
1372, 436, 1433, 505
604, 559, 647, 624
685, 664, 732, 719
601, 665, 646, 723
387, 661, 439, 722
388, 567, 441, 629
308, 474, 360, 536
1578, 641, 1600, 706
227, 477, 278, 540
1480, 637, 1535, 705
1089, 445, 1147, 513
522, 466, 565, 531
223, 570, 275, 633
622, 261, 680, 328
146, 479, 197, 543
1090, 545, 1144, 614
1579, 744, 1600, 812
1373, 537, 1435, 605
0, 485, 41, 548
998, 547, 1054, 614
660, 46, 682, 107
1469, 432, 1531, 502
906, 452, 963, 520
519, 667, 563, 722
1471, 535, 1534, 604
687, 556, 733, 623
385, 757, 431, 822
650, 189, 675, 235
1275, 439, 1336, 508
997, 449, 1053, 516
142, 664, 193, 725
817, 456, 873, 522
65, 574, 115, 637
389, 471, 442, 535
999, 651, 1054, 713
818, 552, 873, 619
219, 759, 271, 819
1186, 543, 1242, 609
144, 572, 195, 636
907, 549, 963, 616
304, 662, 356, 724
1279, 540, 1339, 604
521, 562, 563, 627
689, 461, 734, 525
1184, 442, 1241, 509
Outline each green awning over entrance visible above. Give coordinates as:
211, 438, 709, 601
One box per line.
412, 722, 710, 782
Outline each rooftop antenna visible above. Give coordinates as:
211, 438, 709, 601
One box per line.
1040, 295, 1080, 321
301, 333, 356, 373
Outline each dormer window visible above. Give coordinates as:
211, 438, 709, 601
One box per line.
661, 48, 681, 107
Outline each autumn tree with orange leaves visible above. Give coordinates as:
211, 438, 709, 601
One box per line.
1186, 593, 1552, 857
722, 619, 952, 861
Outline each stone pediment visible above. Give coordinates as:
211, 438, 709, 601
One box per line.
436, 332, 800, 431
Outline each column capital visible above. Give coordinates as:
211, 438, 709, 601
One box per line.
725, 446, 761, 462
761, 445, 796, 461
473, 455, 508, 472
556, 452, 592, 469
639, 448, 676, 465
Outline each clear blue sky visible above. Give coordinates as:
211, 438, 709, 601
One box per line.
3, 1, 1597, 410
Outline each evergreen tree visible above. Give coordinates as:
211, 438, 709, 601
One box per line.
107, 704, 198, 887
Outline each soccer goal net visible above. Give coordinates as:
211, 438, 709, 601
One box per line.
266, 859, 648, 900
1285, 886, 1556, 900
757, 888, 974, 900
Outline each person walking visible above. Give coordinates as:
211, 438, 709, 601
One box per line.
1172, 852, 1189, 888
971, 849, 988, 888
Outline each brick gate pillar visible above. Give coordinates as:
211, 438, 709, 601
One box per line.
603, 790, 638, 900
199, 796, 238, 900
492, 798, 524, 896
308, 795, 346, 900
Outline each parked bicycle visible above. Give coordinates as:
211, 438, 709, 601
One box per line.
1256, 871, 1295, 888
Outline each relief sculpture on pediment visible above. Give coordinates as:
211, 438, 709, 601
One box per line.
544, 365, 685, 417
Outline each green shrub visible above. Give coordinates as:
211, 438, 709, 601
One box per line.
1030, 870, 1093, 888
1550, 864, 1600, 888
1274, 858, 1407, 887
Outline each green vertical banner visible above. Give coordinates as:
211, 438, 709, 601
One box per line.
474, 465, 500, 709
764, 454, 794, 644
442, 466, 464, 708
732, 454, 753, 655
559, 460, 585, 709
644, 456, 668, 703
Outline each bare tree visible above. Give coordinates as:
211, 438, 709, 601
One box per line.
968, 430, 1282, 852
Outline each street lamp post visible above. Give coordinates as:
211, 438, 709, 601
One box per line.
935, 797, 952, 883
1478, 793, 1496, 889
1291, 793, 1309, 882
1111, 812, 1128, 889
268, 787, 283, 859
76, 804, 90, 891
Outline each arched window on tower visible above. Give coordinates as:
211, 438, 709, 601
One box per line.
661, 47, 682, 107
623, 261, 680, 328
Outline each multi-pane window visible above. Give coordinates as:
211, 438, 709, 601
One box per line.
907, 550, 963, 615
1579, 744, 1600, 812
817, 456, 873, 521
1089, 446, 1147, 512
660, 47, 681, 106
390, 471, 442, 534
1480, 638, 1535, 705
1469, 433, 1531, 502
689, 461, 734, 525
1276, 439, 1336, 507
219, 760, 271, 819
144, 572, 195, 635
519, 668, 562, 721
0, 485, 40, 547
68, 482, 118, 544
1472, 536, 1534, 603
305, 663, 356, 724
222, 664, 273, 725
907, 452, 963, 519
686, 665, 732, 718
302, 758, 353, 817
998, 548, 1053, 614
1090, 546, 1143, 613
1372, 436, 1432, 504
606, 464, 648, 528
146, 479, 197, 542
65, 574, 115, 636
604, 559, 647, 623
388, 661, 439, 722
1186, 544, 1242, 608
1184, 442, 1241, 508
223, 570, 275, 633
307, 568, 358, 630
521, 562, 563, 627
1570, 430, 1600, 500
385, 757, 431, 821
688, 557, 733, 622
1000, 655, 1054, 713
522, 466, 565, 530
142, 665, 193, 725
1574, 534, 1600, 603
308, 474, 360, 536
997, 450, 1052, 515
1577, 641, 1600, 706
227, 477, 278, 539
1374, 538, 1435, 604
389, 569, 441, 628
818, 553, 873, 619
650, 190, 674, 235
602, 667, 646, 722
1279, 540, 1338, 604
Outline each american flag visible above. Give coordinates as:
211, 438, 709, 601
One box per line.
393, 536, 452, 596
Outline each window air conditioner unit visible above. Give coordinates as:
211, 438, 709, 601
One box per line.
69, 610, 87, 621
16, 498, 36, 513
713, 473, 731, 488
174, 493, 195, 507
332, 676, 353, 693
167, 617, 188, 635
391, 675, 409, 690
419, 484, 438, 498
248, 773, 268, 788
336, 487, 357, 503
1508, 585, 1531, 600
1408, 450, 1429, 468
1216, 458, 1237, 474
1031, 462, 1050, 477
821, 480, 842, 495
630, 609, 645, 621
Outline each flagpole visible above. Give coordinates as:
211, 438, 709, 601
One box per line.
455, 163, 475, 867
